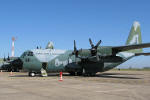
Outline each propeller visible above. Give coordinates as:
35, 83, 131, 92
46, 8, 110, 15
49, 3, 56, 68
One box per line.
89, 38, 101, 56
89, 38, 102, 61
70, 38, 102, 62
69, 40, 81, 63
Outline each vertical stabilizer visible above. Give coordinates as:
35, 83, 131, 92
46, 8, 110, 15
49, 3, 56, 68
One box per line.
126, 21, 143, 53
46, 42, 54, 49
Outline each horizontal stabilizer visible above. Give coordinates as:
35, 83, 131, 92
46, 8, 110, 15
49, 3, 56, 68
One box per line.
112, 43, 150, 54
135, 53, 150, 56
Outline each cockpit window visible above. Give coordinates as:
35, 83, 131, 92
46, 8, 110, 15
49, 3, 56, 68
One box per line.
22, 51, 33, 57
22, 52, 27, 57
28, 52, 33, 56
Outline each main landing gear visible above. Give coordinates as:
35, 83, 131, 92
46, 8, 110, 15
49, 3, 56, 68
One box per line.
68, 68, 96, 76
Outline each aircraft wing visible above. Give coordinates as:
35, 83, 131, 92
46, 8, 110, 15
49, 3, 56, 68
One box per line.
135, 53, 150, 56
112, 43, 150, 54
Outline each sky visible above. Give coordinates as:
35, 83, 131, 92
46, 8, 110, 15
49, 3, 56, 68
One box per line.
0, 0, 150, 68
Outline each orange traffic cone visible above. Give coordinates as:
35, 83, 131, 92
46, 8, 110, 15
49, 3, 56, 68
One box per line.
59, 72, 63, 81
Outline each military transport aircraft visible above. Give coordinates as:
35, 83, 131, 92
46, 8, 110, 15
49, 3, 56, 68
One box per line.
10, 21, 150, 77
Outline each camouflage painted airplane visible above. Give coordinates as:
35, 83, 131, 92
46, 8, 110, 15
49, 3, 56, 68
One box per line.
13, 21, 150, 77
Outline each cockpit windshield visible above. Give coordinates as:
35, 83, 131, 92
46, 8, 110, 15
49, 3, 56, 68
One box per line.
22, 51, 33, 57
28, 52, 33, 56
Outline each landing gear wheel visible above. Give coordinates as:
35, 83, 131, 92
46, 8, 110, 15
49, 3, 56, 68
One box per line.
29, 72, 36, 77
77, 71, 83, 76
89, 73, 96, 76
82, 68, 85, 74
82, 68, 87, 76
69, 72, 75, 76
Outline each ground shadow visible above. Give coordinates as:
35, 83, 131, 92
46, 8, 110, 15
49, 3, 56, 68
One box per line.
10, 72, 142, 79
100, 72, 142, 75
95, 74, 141, 79
10, 73, 70, 77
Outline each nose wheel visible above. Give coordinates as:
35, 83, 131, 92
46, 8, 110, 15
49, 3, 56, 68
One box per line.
82, 68, 96, 76
28, 72, 36, 77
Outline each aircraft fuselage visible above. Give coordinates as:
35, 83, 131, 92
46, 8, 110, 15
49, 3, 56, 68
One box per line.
20, 47, 134, 74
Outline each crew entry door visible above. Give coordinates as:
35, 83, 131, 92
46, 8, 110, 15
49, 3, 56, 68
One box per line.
42, 62, 48, 70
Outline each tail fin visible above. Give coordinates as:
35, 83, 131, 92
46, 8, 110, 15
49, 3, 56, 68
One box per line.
46, 42, 54, 49
125, 21, 143, 53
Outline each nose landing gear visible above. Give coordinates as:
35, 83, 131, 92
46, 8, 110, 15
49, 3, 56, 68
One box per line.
41, 62, 48, 77
28, 72, 36, 77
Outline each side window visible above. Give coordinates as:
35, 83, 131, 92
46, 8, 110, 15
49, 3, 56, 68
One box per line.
25, 58, 30, 62
30, 52, 33, 56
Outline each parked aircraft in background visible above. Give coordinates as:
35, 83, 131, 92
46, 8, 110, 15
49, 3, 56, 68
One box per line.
0, 55, 22, 72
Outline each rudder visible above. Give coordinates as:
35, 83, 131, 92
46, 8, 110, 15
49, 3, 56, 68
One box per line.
125, 21, 143, 53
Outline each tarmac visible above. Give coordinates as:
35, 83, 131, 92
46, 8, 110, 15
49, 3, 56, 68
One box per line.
0, 70, 150, 100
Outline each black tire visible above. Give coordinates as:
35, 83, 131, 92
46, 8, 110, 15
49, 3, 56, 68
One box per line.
77, 71, 83, 76
69, 72, 76, 76
28, 72, 36, 77
89, 73, 96, 77
83, 73, 96, 77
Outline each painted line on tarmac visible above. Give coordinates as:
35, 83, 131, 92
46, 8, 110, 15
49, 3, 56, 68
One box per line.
95, 89, 128, 93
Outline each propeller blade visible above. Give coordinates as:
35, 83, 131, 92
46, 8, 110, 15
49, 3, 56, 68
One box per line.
74, 40, 77, 52
95, 40, 102, 48
89, 38, 94, 48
